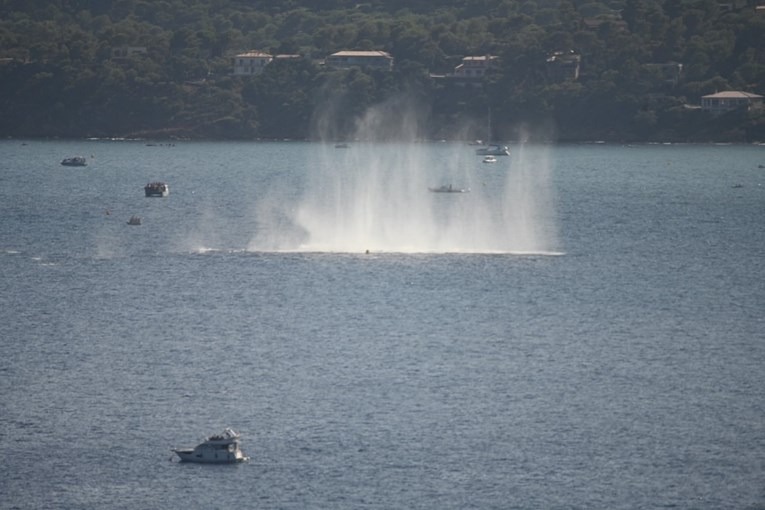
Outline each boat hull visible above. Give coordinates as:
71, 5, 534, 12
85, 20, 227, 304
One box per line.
172, 449, 248, 464
429, 187, 469, 193
61, 157, 87, 166
172, 428, 248, 464
475, 145, 510, 156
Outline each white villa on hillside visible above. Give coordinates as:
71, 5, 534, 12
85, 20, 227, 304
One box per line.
233, 51, 273, 75
701, 91, 763, 114
430, 55, 500, 87
451, 55, 499, 79
325, 51, 393, 70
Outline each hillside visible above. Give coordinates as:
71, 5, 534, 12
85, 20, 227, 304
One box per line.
1, 0, 763, 141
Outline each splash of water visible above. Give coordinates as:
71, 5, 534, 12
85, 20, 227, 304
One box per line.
248, 105, 559, 254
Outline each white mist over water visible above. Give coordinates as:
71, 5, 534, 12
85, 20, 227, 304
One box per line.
248, 107, 560, 254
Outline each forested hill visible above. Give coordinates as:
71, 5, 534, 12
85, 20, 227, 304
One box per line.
1, 0, 763, 142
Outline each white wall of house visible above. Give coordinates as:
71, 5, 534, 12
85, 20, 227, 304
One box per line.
701, 91, 763, 114
233, 52, 273, 75
325, 51, 393, 70
452, 56, 497, 78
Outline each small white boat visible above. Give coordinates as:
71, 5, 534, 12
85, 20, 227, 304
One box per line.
482, 155, 497, 164
172, 428, 249, 464
127, 215, 142, 225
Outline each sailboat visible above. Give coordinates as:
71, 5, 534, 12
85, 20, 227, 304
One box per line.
475, 108, 510, 156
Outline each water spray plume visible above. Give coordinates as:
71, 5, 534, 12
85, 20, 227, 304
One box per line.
248, 102, 560, 254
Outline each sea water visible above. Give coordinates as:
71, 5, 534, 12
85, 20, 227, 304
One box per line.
1, 140, 764, 509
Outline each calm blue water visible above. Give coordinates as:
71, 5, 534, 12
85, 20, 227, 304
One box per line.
1, 140, 764, 509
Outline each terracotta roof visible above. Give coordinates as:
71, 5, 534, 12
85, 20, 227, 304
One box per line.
329, 50, 392, 58
702, 91, 763, 99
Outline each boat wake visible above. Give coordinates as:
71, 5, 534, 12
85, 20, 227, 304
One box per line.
186, 246, 250, 255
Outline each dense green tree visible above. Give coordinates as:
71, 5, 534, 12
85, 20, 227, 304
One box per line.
0, 0, 761, 141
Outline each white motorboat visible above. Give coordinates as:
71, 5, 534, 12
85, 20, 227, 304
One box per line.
172, 428, 249, 464
482, 155, 497, 163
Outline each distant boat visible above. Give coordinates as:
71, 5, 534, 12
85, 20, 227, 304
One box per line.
171, 428, 249, 464
144, 182, 169, 197
334, 143, 350, 149
429, 184, 469, 193
475, 144, 510, 156
127, 215, 142, 225
61, 156, 87, 166
475, 108, 510, 156
482, 155, 497, 164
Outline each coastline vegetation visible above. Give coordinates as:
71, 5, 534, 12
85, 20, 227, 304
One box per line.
0, 0, 763, 142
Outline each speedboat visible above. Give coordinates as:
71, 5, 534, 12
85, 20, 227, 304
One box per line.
482, 155, 497, 164
61, 156, 87, 166
172, 428, 249, 464
144, 182, 169, 197
475, 144, 510, 156
428, 184, 469, 193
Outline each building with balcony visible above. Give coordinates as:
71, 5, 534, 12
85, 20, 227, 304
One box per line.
701, 91, 763, 114
451, 55, 499, 79
324, 51, 393, 71
429, 55, 499, 87
232, 51, 273, 76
